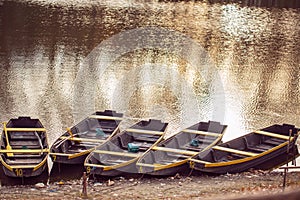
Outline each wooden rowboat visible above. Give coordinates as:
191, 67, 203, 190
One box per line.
0, 117, 49, 180
84, 119, 168, 176
50, 110, 123, 165
189, 123, 300, 174
136, 121, 227, 176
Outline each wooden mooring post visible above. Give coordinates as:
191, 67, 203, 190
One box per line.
280, 129, 299, 191
82, 172, 88, 198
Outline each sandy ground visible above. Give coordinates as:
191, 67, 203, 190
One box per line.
1, 170, 300, 200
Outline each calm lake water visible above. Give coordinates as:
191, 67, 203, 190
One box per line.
0, 0, 299, 143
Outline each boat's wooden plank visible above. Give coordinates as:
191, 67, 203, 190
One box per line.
12, 154, 43, 158
171, 154, 190, 159
126, 128, 164, 135
128, 142, 152, 151
134, 135, 160, 142
6, 158, 43, 165
152, 146, 198, 156
10, 140, 40, 146
67, 149, 87, 154
85, 163, 107, 168
263, 138, 286, 146
89, 115, 123, 121
59, 136, 106, 143
254, 144, 273, 151
189, 158, 212, 164
5, 128, 46, 132
182, 129, 220, 137
9, 140, 41, 149
105, 159, 130, 164
213, 146, 258, 157
50, 152, 73, 156
137, 163, 161, 167
68, 143, 97, 152
0, 149, 49, 153
247, 147, 265, 153
184, 146, 204, 152
264, 139, 284, 146
10, 132, 37, 140
255, 130, 290, 140
93, 150, 141, 158
229, 153, 248, 159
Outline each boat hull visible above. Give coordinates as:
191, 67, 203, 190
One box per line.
1, 161, 47, 177
0, 117, 49, 182
50, 150, 91, 165
85, 119, 168, 177
50, 110, 123, 167
88, 162, 138, 177
136, 121, 227, 176
192, 142, 299, 174
140, 162, 192, 176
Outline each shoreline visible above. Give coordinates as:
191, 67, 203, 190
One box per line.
1, 170, 300, 199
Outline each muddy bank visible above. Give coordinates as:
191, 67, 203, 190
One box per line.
1, 170, 300, 199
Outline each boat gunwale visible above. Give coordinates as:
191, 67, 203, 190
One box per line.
189, 132, 299, 169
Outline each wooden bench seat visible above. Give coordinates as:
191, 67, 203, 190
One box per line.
9, 132, 38, 140
152, 146, 198, 156
60, 136, 106, 143
6, 158, 43, 165
182, 129, 220, 137
255, 130, 290, 140
213, 146, 258, 157
126, 128, 164, 135
264, 138, 285, 146
93, 150, 141, 158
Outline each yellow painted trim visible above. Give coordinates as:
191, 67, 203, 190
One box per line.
212, 146, 258, 157
0, 154, 47, 171
0, 156, 13, 171
59, 136, 106, 143
201, 135, 223, 152
136, 130, 224, 172
155, 159, 188, 171
93, 150, 141, 158
50, 149, 93, 160
89, 115, 123, 121
9, 165, 37, 169
205, 141, 290, 168
67, 127, 74, 137
0, 149, 49, 153
110, 126, 121, 138
136, 163, 163, 168
152, 146, 198, 156
254, 130, 290, 140
3, 122, 13, 157
86, 156, 138, 171
54, 127, 121, 160
137, 159, 188, 171
182, 129, 220, 137
126, 128, 164, 135
138, 135, 223, 172
6, 128, 46, 132
104, 157, 138, 171
83, 126, 166, 172
68, 148, 93, 159
33, 156, 47, 171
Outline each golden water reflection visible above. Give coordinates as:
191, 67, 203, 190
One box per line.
0, 1, 299, 143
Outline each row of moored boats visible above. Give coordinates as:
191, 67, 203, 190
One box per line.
0, 110, 299, 182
